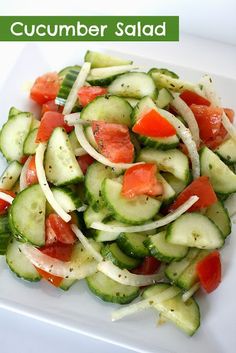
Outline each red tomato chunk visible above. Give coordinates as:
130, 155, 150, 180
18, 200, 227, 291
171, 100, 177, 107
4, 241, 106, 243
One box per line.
78, 86, 108, 107
30, 72, 60, 105
196, 251, 221, 293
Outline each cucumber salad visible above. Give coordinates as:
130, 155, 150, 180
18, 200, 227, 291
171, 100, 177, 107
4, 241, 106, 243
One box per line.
0, 50, 236, 337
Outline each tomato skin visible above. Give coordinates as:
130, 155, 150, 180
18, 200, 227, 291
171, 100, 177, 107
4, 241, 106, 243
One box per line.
36, 111, 73, 143
92, 121, 134, 163
196, 251, 221, 293
36, 268, 63, 287
179, 90, 210, 107
191, 104, 223, 141
122, 163, 163, 198
20, 156, 28, 165
168, 176, 217, 213
0, 189, 15, 215
46, 214, 77, 245
77, 154, 94, 174
132, 109, 176, 138
132, 256, 161, 275
26, 156, 38, 185
78, 86, 108, 107
40, 243, 74, 261
30, 72, 60, 105
41, 100, 58, 116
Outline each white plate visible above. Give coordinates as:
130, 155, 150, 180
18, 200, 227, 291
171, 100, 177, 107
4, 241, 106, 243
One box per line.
0, 43, 236, 353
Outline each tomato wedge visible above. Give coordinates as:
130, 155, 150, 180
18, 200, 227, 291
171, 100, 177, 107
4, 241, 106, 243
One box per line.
30, 72, 60, 105
36, 268, 63, 287
132, 256, 161, 275
41, 100, 59, 116
46, 214, 77, 245
179, 90, 210, 107
26, 156, 38, 185
132, 109, 176, 138
92, 121, 134, 163
190, 104, 223, 141
196, 251, 221, 293
77, 154, 94, 174
168, 176, 217, 213
122, 163, 163, 198
78, 86, 108, 107
0, 189, 15, 215
36, 111, 73, 143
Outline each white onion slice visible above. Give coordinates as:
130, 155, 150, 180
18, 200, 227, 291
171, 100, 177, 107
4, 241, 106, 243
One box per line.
88, 65, 139, 79
182, 282, 200, 302
20, 243, 97, 279
19, 156, 32, 191
71, 224, 103, 262
63, 62, 91, 115
221, 113, 236, 143
112, 286, 181, 321
74, 148, 87, 157
77, 204, 88, 212
92, 195, 199, 233
64, 113, 82, 126
0, 191, 14, 204
157, 108, 200, 179
97, 260, 164, 287
171, 94, 200, 146
35, 143, 71, 222
74, 124, 142, 169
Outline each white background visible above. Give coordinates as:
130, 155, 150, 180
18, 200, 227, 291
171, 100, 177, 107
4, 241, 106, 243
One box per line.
0, 1, 236, 353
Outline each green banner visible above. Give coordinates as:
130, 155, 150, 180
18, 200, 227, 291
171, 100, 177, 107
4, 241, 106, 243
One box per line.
0, 16, 179, 41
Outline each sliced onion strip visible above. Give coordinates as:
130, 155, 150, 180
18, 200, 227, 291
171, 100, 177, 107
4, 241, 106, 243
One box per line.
112, 286, 181, 322
0, 191, 14, 204
182, 282, 200, 302
19, 156, 32, 191
74, 124, 142, 169
97, 260, 164, 287
71, 224, 103, 262
35, 143, 71, 222
88, 65, 139, 79
157, 108, 200, 179
63, 62, 91, 115
74, 147, 87, 157
171, 94, 200, 146
221, 113, 236, 143
92, 195, 199, 233
20, 243, 97, 280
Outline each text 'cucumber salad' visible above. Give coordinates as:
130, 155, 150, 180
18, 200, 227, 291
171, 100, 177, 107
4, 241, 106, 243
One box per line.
0, 50, 236, 337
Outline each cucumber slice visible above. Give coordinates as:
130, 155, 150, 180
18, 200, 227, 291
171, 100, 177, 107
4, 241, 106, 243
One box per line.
156, 88, 174, 109
145, 231, 188, 263
0, 113, 32, 161
45, 127, 83, 186
93, 219, 124, 242
85, 162, 118, 211
108, 72, 157, 99
138, 148, 190, 183
58, 65, 81, 80
200, 146, 236, 194
87, 65, 135, 86
151, 72, 196, 92
131, 96, 179, 150
142, 283, 200, 336
162, 172, 187, 195
117, 232, 149, 258
102, 178, 161, 225
83, 206, 111, 228
165, 248, 200, 283
0, 215, 10, 234
6, 239, 41, 282
215, 138, 236, 165
8, 107, 22, 119
84, 50, 132, 68
56, 69, 80, 106
86, 271, 140, 304
23, 128, 38, 155
30, 118, 40, 130
51, 186, 82, 213
0, 161, 22, 190
156, 174, 175, 206
101, 243, 141, 269
59, 278, 77, 291
0, 232, 11, 255
68, 130, 81, 153
166, 212, 224, 249
81, 95, 132, 127
9, 184, 46, 246
125, 98, 139, 108
148, 68, 179, 79
205, 200, 231, 238
176, 250, 211, 290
